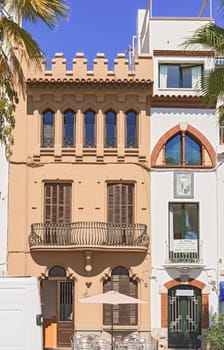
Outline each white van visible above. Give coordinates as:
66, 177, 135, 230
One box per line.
0, 276, 43, 350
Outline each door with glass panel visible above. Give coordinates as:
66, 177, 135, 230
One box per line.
42, 266, 74, 348
168, 285, 201, 348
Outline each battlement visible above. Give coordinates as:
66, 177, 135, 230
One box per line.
26, 52, 153, 81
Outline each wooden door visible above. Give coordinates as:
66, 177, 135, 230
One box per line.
42, 279, 74, 348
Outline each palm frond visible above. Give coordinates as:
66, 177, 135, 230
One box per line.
7, 48, 26, 94
183, 23, 224, 55
6, 0, 69, 28
0, 16, 43, 92
217, 104, 224, 125
201, 68, 224, 104
0, 47, 11, 78
0, 0, 70, 153
1, 16, 43, 61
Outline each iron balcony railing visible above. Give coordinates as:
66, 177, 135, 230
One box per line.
29, 222, 149, 250
165, 240, 203, 264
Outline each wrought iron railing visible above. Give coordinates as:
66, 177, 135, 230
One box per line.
84, 137, 95, 147
42, 136, 54, 147
63, 136, 74, 147
105, 136, 117, 147
29, 222, 149, 249
165, 240, 203, 264
126, 137, 137, 148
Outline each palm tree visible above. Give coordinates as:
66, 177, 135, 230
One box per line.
183, 0, 224, 123
0, 0, 69, 156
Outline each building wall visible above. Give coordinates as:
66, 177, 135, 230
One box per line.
7, 53, 153, 343
136, 9, 213, 55
134, 9, 219, 348
0, 145, 8, 275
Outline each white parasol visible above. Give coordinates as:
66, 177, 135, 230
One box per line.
80, 290, 147, 349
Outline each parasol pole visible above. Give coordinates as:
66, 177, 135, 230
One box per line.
111, 304, 114, 350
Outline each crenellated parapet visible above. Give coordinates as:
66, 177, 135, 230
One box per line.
26, 52, 153, 82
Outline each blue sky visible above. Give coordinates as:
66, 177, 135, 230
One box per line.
24, 0, 221, 67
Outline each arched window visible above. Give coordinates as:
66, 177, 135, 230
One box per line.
49, 265, 66, 277
165, 132, 202, 165
42, 109, 54, 147
165, 134, 181, 164
63, 110, 75, 147
151, 124, 216, 168
105, 110, 116, 147
185, 134, 201, 165
103, 266, 137, 325
84, 110, 95, 147
126, 110, 137, 147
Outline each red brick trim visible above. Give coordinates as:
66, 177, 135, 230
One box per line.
164, 278, 206, 290
161, 293, 168, 328
151, 123, 216, 167
161, 279, 208, 328
202, 294, 209, 328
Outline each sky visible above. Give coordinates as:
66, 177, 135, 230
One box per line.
24, 0, 221, 68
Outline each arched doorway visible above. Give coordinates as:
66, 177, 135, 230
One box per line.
168, 285, 201, 348
42, 265, 74, 348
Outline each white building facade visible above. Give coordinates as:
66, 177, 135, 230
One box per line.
134, 6, 220, 349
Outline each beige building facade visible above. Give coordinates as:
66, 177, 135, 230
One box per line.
8, 53, 153, 348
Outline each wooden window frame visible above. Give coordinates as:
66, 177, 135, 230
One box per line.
107, 183, 134, 225
103, 267, 138, 326
44, 182, 72, 224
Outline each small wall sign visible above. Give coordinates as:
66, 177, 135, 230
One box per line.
174, 172, 193, 199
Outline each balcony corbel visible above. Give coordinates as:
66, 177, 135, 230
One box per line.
85, 251, 93, 272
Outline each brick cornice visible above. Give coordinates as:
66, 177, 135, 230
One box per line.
26, 78, 153, 90
153, 49, 214, 57
152, 95, 216, 108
